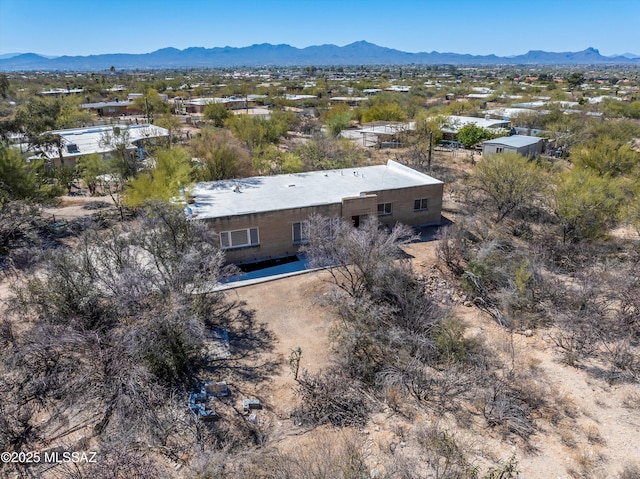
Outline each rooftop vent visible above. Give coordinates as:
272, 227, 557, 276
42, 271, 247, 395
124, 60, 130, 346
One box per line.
66, 143, 79, 153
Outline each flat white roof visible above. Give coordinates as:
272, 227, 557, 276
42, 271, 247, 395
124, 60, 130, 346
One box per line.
186, 97, 245, 106
191, 160, 442, 219
485, 108, 538, 119
483, 135, 543, 148
330, 96, 369, 102
283, 94, 317, 101
441, 115, 509, 133
358, 121, 415, 135
81, 100, 133, 109
43, 124, 169, 159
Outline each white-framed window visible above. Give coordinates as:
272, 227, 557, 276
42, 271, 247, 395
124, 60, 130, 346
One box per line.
496, 147, 504, 153
414, 198, 429, 211
377, 202, 392, 216
292, 221, 310, 244
219, 227, 259, 249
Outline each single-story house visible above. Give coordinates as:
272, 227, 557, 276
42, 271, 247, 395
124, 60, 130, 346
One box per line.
482, 135, 545, 157
189, 160, 443, 264
330, 96, 369, 106
342, 121, 415, 148
184, 97, 248, 114
80, 100, 135, 117
440, 115, 510, 139
37, 124, 169, 168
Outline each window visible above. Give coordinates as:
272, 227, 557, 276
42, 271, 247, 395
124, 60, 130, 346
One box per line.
377, 202, 392, 216
292, 221, 310, 244
496, 147, 504, 153
414, 198, 429, 211
219, 227, 259, 249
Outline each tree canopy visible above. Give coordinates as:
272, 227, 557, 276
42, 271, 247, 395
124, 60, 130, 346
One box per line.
468, 152, 547, 223
125, 146, 192, 207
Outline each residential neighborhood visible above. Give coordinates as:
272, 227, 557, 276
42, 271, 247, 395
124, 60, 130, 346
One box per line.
1, 21, 640, 479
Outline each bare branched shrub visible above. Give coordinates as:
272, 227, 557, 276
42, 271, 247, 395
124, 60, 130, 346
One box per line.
436, 224, 467, 276
292, 368, 369, 427
0, 202, 251, 473
483, 452, 519, 479
619, 463, 640, 479
302, 215, 417, 299
84, 446, 161, 479
0, 199, 46, 273
483, 378, 538, 442
414, 423, 479, 479
260, 431, 370, 479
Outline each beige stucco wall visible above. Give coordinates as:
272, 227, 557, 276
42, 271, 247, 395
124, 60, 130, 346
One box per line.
372, 184, 443, 227
205, 182, 443, 263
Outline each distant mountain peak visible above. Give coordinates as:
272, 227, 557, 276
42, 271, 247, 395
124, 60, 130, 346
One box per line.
1, 42, 638, 71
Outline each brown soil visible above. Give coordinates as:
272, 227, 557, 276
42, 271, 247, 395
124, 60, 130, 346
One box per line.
3, 150, 638, 477
218, 241, 640, 478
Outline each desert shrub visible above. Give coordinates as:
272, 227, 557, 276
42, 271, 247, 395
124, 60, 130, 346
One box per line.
260, 432, 370, 479
482, 372, 546, 442
619, 463, 640, 479
415, 423, 480, 479
292, 368, 369, 427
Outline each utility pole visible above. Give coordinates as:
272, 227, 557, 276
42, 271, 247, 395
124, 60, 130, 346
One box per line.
427, 130, 433, 172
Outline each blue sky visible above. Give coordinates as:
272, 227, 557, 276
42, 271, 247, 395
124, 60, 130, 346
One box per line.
1, 0, 638, 57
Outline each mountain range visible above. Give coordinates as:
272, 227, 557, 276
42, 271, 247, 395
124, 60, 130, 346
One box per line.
0, 41, 638, 71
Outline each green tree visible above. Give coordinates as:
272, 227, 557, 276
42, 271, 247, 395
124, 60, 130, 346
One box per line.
566, 72, 585, 89
456, 124, 496, 148
0, 74, 9, 99
53, 164, 77, 194
571, 137, 639, 177
153, 113, 182, 147
469, 152, 547, 223
225, 111, 295, 149
191, 128, 252, 181
76, 153, 108, 195
55, 95, 93, 129
295, 135, 364, 170
131, 88, 171, 122
125, 146, 192, 207
99, 126, 135, 178
324, 104, 353, 136
203, 102, 229, 127
325, 111, 352, 136
252, 144, 303, 175
14, 96, 60, 137
0, 143, 59, 200
360, 102, 406, 123
554, 168, 624, 240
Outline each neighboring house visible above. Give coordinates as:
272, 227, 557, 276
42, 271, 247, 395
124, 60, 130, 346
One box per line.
329, 96, 369, 106
482, 135, 545, 157
282, 94, 317, 102
39, 88, 84, 96
440, 115, 510, 140
80, 100, 135, 117
233, 107, 271, 119
385, 86, 411, 92
189, 160, 444, 264
484, 107, 538, 120
184, 97, 247, 114
37, 124, 169, 168
341, 121, 415, 148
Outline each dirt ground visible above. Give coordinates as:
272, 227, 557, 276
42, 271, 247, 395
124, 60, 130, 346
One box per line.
222, 241, 640, 478
3, 149, 638, 477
